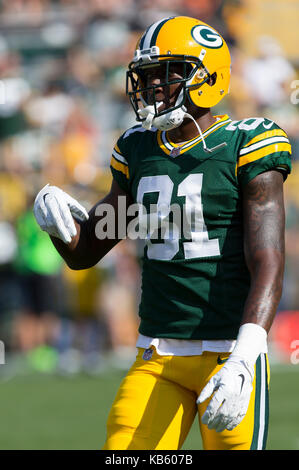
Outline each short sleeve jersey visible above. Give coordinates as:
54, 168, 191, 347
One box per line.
110, 115, 292, 340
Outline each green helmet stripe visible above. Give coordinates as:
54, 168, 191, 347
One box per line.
139, 17, 174, 50
150, 17, 173, 47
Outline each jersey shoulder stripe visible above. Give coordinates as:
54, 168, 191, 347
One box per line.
110, 141, 129, 178
239, 135, 290, 156
110, 156, 129, 179
238, 142, 291, 168
242, 129, 287, 148
110, 125, 152, 185
112, 145, 128, 165
231, 118, 292, 183
237, 126, 291, 168
110, 125, 154, 190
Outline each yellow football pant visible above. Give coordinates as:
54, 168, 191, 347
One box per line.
103, 348, 270, 450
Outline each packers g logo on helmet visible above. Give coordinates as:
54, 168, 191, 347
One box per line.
191, 25, 223, 49
126, 16, 231, 125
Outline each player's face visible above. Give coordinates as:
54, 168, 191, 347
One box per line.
139, 62, 185, 112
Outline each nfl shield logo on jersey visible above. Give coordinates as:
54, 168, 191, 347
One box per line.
142, 348, 154, 360
170, 147, 181, 158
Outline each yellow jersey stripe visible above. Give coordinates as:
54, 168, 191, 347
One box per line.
113, 145, 128, 165
239, 137, 290, 156
110, 156, 129, 178
243, 129, 287, 148
112, 149, 128, 165
237, 143, 291, 168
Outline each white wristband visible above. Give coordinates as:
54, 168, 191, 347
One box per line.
230, 323, 268, 365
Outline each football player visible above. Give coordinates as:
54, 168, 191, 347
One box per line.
34, 16, 292, 450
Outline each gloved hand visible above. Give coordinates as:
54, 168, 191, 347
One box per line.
34, 184, 89, 244
197, 355, 254, 432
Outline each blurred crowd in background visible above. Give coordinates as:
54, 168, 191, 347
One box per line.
0, 0, 298, 376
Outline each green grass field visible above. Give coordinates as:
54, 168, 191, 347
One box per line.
0, 363, 298, 450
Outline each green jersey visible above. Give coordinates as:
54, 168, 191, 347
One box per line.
110, 114, 292, 340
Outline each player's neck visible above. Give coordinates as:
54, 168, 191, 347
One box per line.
168, 108, 216, 143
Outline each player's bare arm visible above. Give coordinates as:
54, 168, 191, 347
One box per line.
242, 169, 285, 332
198, 170, 286, 432
37, 179, 132, 270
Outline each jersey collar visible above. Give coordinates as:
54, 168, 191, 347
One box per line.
157, 114, 231, 157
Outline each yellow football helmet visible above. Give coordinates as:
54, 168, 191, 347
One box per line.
126, 16, 231, 128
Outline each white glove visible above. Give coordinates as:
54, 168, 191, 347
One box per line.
34, 184, 89, 244
197, 356, 254, 432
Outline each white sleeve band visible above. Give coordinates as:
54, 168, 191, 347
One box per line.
230, 323, 268, 365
